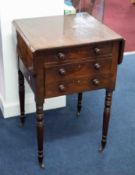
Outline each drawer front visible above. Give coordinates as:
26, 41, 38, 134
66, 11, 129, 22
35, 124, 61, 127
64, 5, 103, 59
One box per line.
43, 42, 113, 65
45, 75, 112, 98
45, 58, 112, 84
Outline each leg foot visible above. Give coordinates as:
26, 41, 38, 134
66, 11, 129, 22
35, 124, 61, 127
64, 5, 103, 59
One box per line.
39, 163, 45, 169
19, 115, 26, 128
19, 116, 26, 128
76, 111, 81, 116
98, 136, 107, 152
76, 92, 83, 117
98, 141, 106, 152
39, 159, 45, 169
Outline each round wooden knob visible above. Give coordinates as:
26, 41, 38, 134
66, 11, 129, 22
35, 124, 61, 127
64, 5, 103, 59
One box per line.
59, 84, 66, 92
92, 79, 100, 86
94, 63, 101, 70
59, 68, 66, 75
57, 52, 65, 60
94, 47, 101, 54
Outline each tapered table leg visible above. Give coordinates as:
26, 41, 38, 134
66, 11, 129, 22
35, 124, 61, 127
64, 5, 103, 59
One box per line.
76, 92, 83, 117
99, 90, 113, 152
35, 99, 45, 168
18, 69, 25, 127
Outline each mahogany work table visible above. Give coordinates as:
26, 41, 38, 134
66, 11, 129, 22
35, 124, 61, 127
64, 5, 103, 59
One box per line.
13, 13, 124, 168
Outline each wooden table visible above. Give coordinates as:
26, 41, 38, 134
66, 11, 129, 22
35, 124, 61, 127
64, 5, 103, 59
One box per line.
13, 13, 124, 168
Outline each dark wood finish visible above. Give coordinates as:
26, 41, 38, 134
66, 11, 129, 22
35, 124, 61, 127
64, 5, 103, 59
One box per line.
13, 13, 123, 51
13, 13, 125, 167
41, 43, 113, 65
77, 92, 83, 116
18, 68, 25, 127
45, 74, 113, 98
35, 99, 45, 168
99, 90, 113, 152
45, 58, 112, 83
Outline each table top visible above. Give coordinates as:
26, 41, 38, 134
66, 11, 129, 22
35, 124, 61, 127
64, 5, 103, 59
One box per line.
13, 12, 122, 52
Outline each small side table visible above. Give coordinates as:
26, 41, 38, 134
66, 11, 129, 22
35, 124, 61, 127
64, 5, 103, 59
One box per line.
13, 13, 124, 168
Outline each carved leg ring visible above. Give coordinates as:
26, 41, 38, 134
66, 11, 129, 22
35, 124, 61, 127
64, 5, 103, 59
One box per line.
18, 70, 25, 127
76, 92, 83, 117
99, 90, 113, 152
36, 101, 45, 168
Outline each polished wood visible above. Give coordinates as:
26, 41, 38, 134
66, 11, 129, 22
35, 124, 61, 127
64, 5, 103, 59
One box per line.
14, 13, 123, 51
13, 13, 125, 167
35, 99, 45, 168
18, 68, 25, 127
99, 90, 113, 152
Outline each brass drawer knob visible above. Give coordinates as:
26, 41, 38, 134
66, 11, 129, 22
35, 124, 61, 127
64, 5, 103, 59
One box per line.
92, 79, 100, 85
94, 47, 101, 54
59, 84, 66, 92
59, 68, 66, 75
57, 52, 65, 60
94, 63, 101, 70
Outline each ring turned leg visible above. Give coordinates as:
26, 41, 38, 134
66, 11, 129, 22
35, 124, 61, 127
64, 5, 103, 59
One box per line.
35, 100, 45, 168
76, 92, 83, 117
18, 70, 25, 127
99, 90, 113, 152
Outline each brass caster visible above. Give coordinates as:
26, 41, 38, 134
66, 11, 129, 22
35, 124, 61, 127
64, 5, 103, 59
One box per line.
39, 162, 45, 169
76, 111, 80, 117
98, 141, 106, 152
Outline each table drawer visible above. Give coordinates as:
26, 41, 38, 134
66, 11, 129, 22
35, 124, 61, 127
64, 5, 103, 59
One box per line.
45, 58, 112, 84
43, 42, 113, 65
45, 74, 112, 98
